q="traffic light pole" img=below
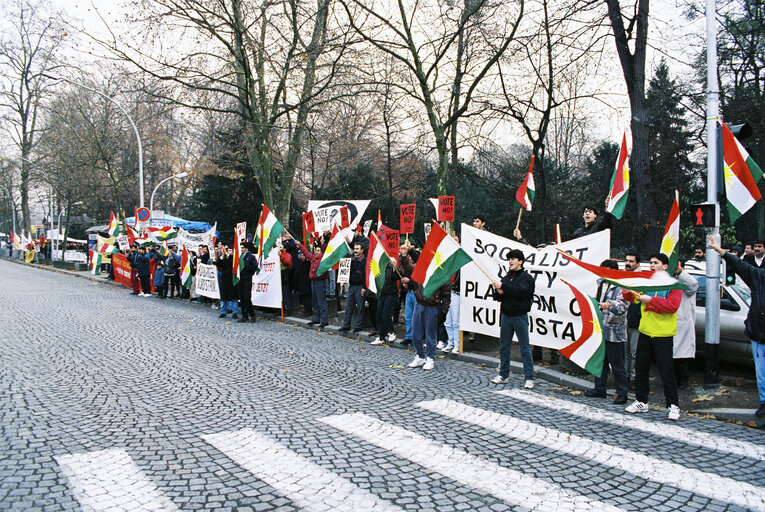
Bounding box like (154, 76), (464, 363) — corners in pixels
(704, 0), (721, 381)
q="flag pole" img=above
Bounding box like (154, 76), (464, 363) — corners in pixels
(515, 208), (523, 234)
(427, 218), (497, 283)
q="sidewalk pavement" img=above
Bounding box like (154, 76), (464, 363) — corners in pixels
(5, 256), (762, 429)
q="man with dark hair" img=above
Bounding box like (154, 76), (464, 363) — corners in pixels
(623, 252), (683, 421)
(624, 252), (642, 385)
(693, 246), (705, 262)
(743, 240), (765, 268)
(745, 242), (754, 258)
(571, 204), (612, 239)
(238, 241), (258, 323)
(708, 236), (765, 421)
(472, 215), (487, 230)
(491, 248), (535, 388)
(340, 242), (367, 333)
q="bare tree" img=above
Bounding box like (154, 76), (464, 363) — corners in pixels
(100, 0), (350, 222)
(341, 0), (524, 197)
(0, 0), (66, 231)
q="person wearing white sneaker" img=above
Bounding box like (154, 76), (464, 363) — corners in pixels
(386, 332), (396, 343)
(370, 336), (384, 345)
(436, 341), (447, 351)
(667, 404), (680, 421)
(399, 254), (452, 373)
(524, 380), (534, 389)
(622, 253), (682, 419)
(491, 375), (509, 384)
(625, 400), (649, 413)
(492, 249), (535, 387)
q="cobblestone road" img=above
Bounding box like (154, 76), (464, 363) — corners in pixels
(1, 260), (764, 511)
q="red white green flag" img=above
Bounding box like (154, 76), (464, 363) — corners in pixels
(606, 132), (630, 219)
(557, 249), (684, 292)
(515, 155), (535, 211)
(256, 205), (284, 266)
(411, 222), (472, 298)
(90, 249), (102, 275)
(660, 190), (680, 271)
(147, 226), (178, 241)
(96, 235), (119, 256)
(560, 280), (605, 377)
(317, 224), (350, 277)
(721, 121), (763, 222)
(181, 245), (192, 288)
(108, 211), (120, 237)
(232, 234), (242, 286)
(366, 233), (391, 294)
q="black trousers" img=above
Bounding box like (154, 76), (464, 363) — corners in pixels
(239, 277), (254, 318)
(635, 333), (679, 407)
(139, 275), (151, 294)
(593, 342), (628, 397)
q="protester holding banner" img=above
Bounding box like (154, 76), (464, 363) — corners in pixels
(238, 241), (259, 323)
(216, 245), (239, 319)
(299, 240), (329, 328)
(622, 253), (682, 421)
(340, 242), (367, 333)
(491, 249), (535, 388)
(584, 259), (629, 404)
(571, 204), (612, 239)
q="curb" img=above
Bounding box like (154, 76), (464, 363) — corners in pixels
(5, 256), (760, 426)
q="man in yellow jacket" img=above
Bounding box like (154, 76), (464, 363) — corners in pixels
(622, 253), (683, 421)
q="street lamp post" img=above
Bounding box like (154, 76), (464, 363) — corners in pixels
(150, 172), (189, 212)
(56, 201), (82, 261)
(43, 74), (145, 208)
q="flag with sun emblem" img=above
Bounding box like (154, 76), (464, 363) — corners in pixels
(559, 280), (605, 377)
(721, 121), (762, 223)
(411, 222), (472, 298)
(365, 233), (390, 294)
(255, 204), (284, 268)
(660, 190), (680, 271)
(606, 131), (630, 219)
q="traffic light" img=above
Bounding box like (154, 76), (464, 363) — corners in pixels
(723, 259), (736, 286)
(690, 203), (717, 228)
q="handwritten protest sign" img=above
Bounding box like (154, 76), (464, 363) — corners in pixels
(400, 204), (416, 234)
(438, 196), (454, 222)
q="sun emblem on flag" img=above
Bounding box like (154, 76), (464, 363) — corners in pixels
(660, 233), (676, 255)
(432, 250), (446, 270)
(371, 259), (380, 277)
(622, 163), (630, 187)
(591, 318), (603, 338)
(723, 162), (735, 187)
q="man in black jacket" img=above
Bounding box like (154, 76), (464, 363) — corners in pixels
(238, 241), (259, 323)
(491, 249), (536, 388)
(708, 236), (765, 421)
(340, 242), (367, 333)
(571, 204), (612, 239)
(743, 240), (765, 268)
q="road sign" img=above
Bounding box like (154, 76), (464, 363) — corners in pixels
(691, 203), (717, 228)
(136, 207), (151, 222)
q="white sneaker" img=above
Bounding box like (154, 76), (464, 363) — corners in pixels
(668, 404), (680, 421)
(491, 375), (509, 384)
(386, 332), (397, 343)
(436, 341), (447, 350)
(625, 400), (649, 413)
(423, 358), (435, 370)
(450, 346), (460, 354)
(370, 337), (384, 345)
(524, 380), (534, 389)
(408, 356), (426, 368)
(442, 343), (454, 352)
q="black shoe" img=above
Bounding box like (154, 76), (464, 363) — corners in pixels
(237, 317), (248, 323)
(219, 313), (227, 318)
(584, 389), (607, 398)
(319, 321), (329, 328)
(613, 396), (628, 405)
(308, 320), (318, 325)
(401, 339), (412, 345)
(352, 328), (362, 333)
(250, 316), (257, 323)
(231, 314), (238, 319)
(756, 403), (765, 418)
(339, 327), (350, 332)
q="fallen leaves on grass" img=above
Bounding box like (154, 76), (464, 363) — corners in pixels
(692, 395), (714, 402)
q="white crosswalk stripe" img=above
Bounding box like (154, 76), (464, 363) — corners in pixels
(496, 389), (765, 460)
(202, 429), (403, 512)
(55, 448), (179, 511)
(418, 398), (765, 511)
(319, 412), (624, 512)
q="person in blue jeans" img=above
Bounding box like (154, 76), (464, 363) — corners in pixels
(399, 241), (419, 346)
(491, 248), (535, 388)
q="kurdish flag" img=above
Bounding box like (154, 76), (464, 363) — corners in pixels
(108, 211), (120, 237)
(660, 190), (680, 271)
(159, 241), (169, 257)
(560, 280), (605, 377)
(90, 249), (102, 275)
(366, 233), (391, 294)
(147, 225), (177, 241)
(411, 222), (472, 298)
(317, 224), (350, 277)
(606, 132), (630, 219)
(96, 235), (119, 255)
(232, 234), (242, 286)
(256, 205), (284, 266)
(515, 155), (535, 211)
(181, 245), (192, 288)
(557, 249), (684, 292)
(721, 121), (763, 223)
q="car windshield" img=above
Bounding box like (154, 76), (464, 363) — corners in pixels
(732, 281), (751, 306)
